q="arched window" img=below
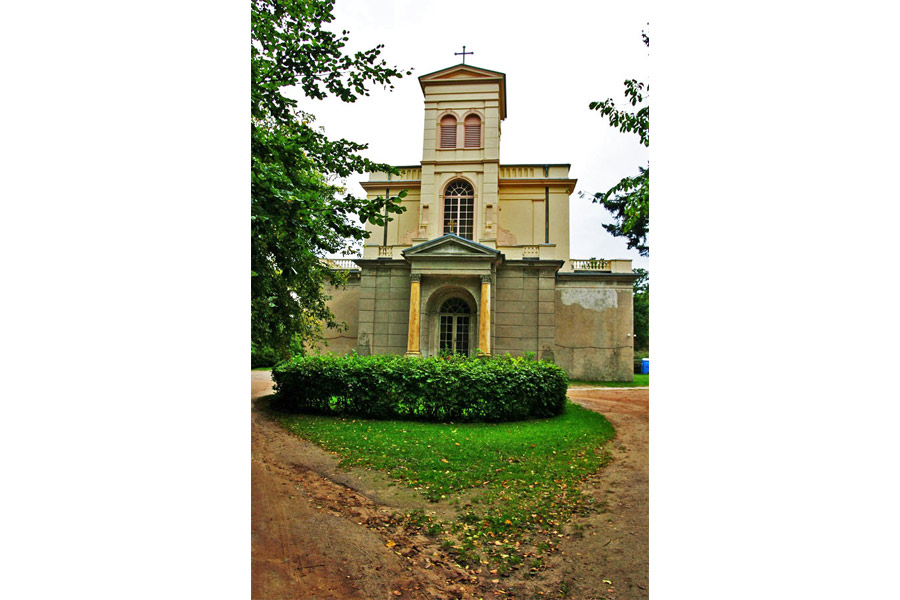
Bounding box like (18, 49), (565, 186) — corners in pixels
(440, 115), (457, 148)
(439, 298), (471, 355)
(464, 114), (481, 148)
(443, 180), (474, 240)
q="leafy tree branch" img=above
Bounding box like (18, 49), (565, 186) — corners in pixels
(585, 32), (649, 256)
(251, 0), (409, 358)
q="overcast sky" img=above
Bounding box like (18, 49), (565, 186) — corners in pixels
(289, 0), (650, 270)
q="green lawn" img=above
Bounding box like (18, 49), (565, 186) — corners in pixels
(568, 373), (648, 387)
(277, 402), (615, 573)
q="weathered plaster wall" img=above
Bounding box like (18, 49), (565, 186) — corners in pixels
(316, 265), (635, 382)
(553, 274), (634, 381)
(493, 262), (557, 361)
(356, 261), (411, 356)
(311, 275), (360, 355)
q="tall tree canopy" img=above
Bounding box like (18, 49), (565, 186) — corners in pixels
(632, 268), (649, 351)
(587, 32), (649, 256)
(251, 0), (409, 358)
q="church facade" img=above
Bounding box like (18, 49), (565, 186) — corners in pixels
(321, 63), (637, 381)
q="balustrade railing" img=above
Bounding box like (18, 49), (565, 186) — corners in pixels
(522, 245), (540, 258)
(322, 258), (360, 271)
(571, 258), (611, 272)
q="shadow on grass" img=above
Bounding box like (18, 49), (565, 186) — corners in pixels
(252, 393), (282, 416)
(568, 374), (649, 388)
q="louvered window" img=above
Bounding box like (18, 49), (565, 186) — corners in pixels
(440, 115), (457, 148)
(464, 114), (481, 148)
(443, 180), (475, 240)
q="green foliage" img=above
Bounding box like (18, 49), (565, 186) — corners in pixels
(587, 166), (649, 256)
(271, 353), (569, 422)
(633, 267), (649, 351)
(277, 401), (615, 573)
(251, 0), (410, 358)
(588, 78), (649, 147)
(251, 336), (305, 369)
(251, 345), (280, 369)
(585, 32), (650, 256)
(633, 349), (649, 375)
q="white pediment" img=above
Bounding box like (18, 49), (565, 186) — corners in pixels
(402, 234), (500, 259)
(419, 64), (505, 83)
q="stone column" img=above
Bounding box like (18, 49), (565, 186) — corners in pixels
(406, 273), (422, 356)
(478, 274), (491, 356)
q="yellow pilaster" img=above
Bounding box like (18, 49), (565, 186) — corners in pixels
(478, 275), (491, 356)
(406, 274), (422, 356)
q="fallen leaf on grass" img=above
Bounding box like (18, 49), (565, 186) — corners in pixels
(386, 540), (396, 548)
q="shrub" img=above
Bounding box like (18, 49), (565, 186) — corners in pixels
(251, 336), (306, 369)
(251, 345), (280, 369)
(633, 350), (649, 374)
(271, 354), (568, 422)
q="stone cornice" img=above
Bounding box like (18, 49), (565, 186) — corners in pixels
(556, 271), (639, 283)
(359, 180), (421, 191)
(498, 178), (578, 194)
(502, 259), (566, 270)
(420, 159), (500, 166)
(353, 259), (410, 269)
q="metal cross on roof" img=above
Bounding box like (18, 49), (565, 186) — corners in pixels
(454, 45), (473, 64)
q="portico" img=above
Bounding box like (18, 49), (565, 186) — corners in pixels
(402, 233), (500, 357)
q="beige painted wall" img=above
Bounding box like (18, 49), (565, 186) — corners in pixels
(309, 277), (361, 355)
(362, 66), (582, 271)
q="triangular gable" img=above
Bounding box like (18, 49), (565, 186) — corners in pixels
(419, 64), (507, 119)
(402, 234), (500, 259)
(419, 64), (505, 82)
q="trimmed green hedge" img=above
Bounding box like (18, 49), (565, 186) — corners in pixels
(271, 354), (568, 422)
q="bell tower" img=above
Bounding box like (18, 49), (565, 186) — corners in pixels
(416, 64), (507, 247)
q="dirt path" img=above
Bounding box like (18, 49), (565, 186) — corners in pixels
(251, 372), (648, 599)
(251, 373), (473, 599)
(560, 387), (649, 599)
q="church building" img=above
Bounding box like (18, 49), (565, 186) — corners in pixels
(322, 63), (637, 381)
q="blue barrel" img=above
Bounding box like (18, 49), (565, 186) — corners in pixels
(641, 358), (649, 374)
